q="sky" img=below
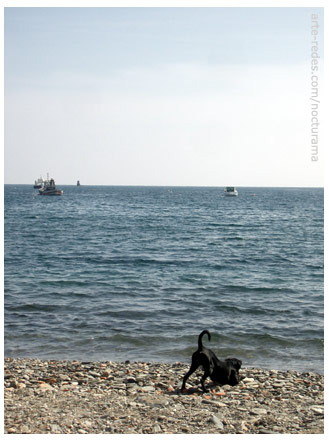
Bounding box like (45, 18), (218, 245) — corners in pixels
(4, 6), (324, 186)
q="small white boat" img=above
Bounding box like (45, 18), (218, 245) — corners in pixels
(224, 186), (238, 196)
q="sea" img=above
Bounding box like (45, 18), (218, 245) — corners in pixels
(4, 185), (324, 374)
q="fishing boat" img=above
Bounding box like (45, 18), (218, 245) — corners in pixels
(39, 178), (63, 196)
(224, 186), (238, 196)
(77, 180), (81, 186)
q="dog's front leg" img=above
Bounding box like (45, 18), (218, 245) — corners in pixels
(228, 368), (240, 386)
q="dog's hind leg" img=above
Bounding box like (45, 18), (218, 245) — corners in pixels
(181, 363), (199, 391)
(181, 353), (201, 391)
(200, 368), (211, 393)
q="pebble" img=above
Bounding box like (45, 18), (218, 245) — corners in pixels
(4, 357), (324, 434)
(208, 414), (224, 429)
(141, 385), (155, 392)
(249, 408), (267, 415)
(202, 399), (226, 407)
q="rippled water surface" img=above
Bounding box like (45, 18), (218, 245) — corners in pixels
(4, 185), (324, 373)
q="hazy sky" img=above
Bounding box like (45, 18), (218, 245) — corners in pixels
(4, 6), (324, 186)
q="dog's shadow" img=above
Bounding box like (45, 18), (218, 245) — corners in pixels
(165, 383), (216, 396)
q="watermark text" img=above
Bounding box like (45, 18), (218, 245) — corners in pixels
(310, 14), (320, 162)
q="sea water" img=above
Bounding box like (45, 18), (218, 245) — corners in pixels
(4, 185), (324, 373)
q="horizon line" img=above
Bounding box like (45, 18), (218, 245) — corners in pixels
(4, 183), (324, 189)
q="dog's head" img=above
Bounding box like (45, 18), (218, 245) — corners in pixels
(225, 358), (242, 385)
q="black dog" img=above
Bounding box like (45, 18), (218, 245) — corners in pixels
(181, 330), (242, 393)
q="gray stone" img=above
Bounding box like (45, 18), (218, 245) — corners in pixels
(202, 399), (226, 407)
(250, 408), (267, 416)
(208, 414), (224, 429)
(141, 385), (155, 392)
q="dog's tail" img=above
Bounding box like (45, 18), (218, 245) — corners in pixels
(198, 330), (211, 351)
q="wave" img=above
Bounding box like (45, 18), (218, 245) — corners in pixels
(82, 256), (191, 267)
(212, 302), (294, 317)
(6, 303), (63, 313)
(221, 284), (297, 294)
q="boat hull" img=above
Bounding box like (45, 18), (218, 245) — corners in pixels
(39, 190), (63, 196)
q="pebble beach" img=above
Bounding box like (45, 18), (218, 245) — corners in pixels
(4, 357), (324, 434)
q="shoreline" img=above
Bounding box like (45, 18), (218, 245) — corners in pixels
(4, 357), (324, 434)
